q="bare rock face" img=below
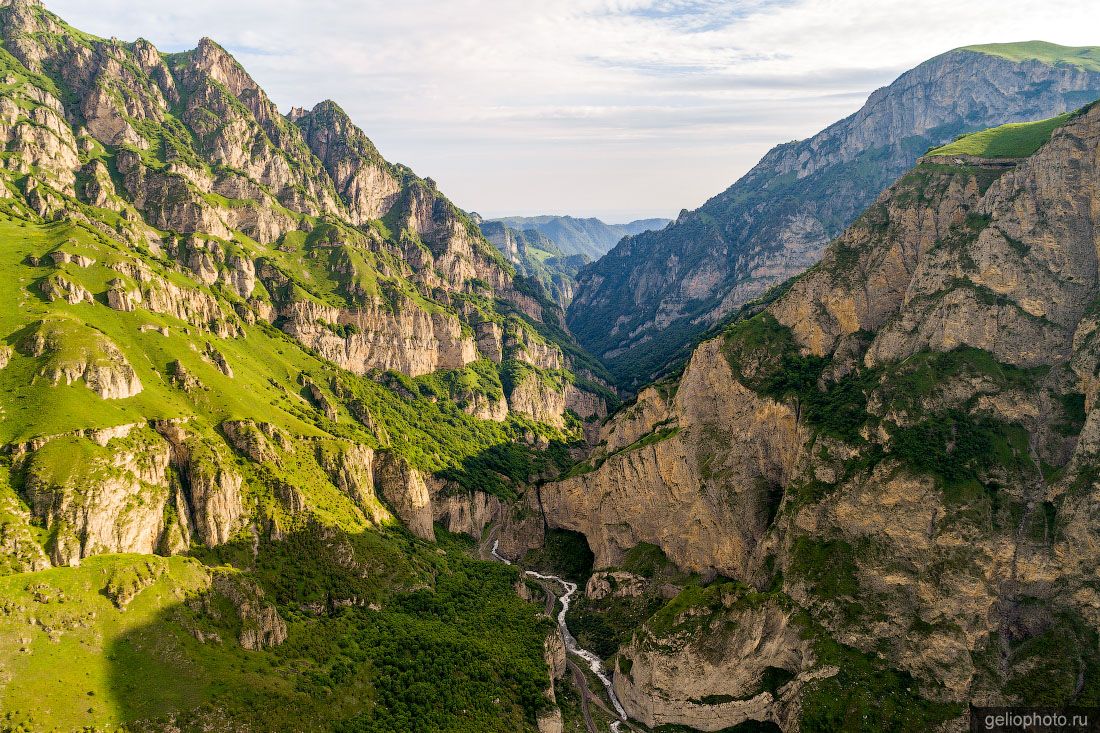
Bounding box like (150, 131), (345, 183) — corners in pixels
(614, 590), (824, 732)
(506, 371), (567, 427)
(374, 452), (435, 541)
(20, 427), (173, 565)
(585, 571), (646, 600)
(211, 572), (288, 650)
(432, 489), (501, 538)
(506, 324), (563, 371)
(25, 318), (142, 399)
(461, 392), (509, 421)
(281, 299), (479, 378)
(564, 382), (606, 423)
(541, 339), (801, 576)
(203, 344), (234, 377)
(315, 442), (392, 525)
(155, 422), (245, 548)
(292, 100), (401, 224)
(221, 420), (284, 464)
(39, 272), (92, 304)
(535, 710), (563, 733)
(111, 260), (239, 337)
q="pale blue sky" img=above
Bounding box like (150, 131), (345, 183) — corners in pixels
(46, 0), (1100, 222)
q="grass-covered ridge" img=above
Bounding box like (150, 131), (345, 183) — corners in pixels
(961, 41), (1100, 73)
(927, 112), (1074, 158)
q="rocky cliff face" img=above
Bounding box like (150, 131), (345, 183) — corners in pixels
(614, 587), (825, 732)
(541, 337), (801, 576)
(542, 104), (1100, 726)
(569, 43), (1100, 387)
(479, 219), (588, 307)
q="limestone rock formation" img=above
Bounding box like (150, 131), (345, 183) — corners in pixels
(541, 338), (801, 576)
(212, 572), (288, 650)
(24, 318), (142, 399)
(614, 589), (823, 731)
(374, 452), (435, 541)
(544, 103), (1100, 721)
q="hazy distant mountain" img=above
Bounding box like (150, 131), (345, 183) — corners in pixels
(476, 218), (589, 307)
(486, 215), (670, 260)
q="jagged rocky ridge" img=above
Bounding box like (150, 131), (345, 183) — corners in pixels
(569, 42), (1100, 387)
(0, 0), (599, 729)
(517, 103), (1100, 729)
(0, 0), (616, 570)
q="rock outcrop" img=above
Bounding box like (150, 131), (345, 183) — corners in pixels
(25, 318), (143, 400)
(20, 427), (174, 565)
(542, 338), (801, 576)
(374, 452), (435, 541)
(211, 572), (288, 650)
(614, 589), (823, 731)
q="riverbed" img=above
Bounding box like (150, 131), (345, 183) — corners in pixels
(491, 540), (628, 729)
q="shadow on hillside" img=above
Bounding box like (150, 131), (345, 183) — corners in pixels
(100, 521), (557, 732)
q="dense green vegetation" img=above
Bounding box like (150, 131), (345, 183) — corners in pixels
(520, 529), (594, 583)
(928, 112), (1074, 158)
(0, 529), (554, 732)
(567, 543), (692, 659)
(1002, 609), (1100, 706)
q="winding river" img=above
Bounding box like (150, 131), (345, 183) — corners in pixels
(491, 540), (628, 729)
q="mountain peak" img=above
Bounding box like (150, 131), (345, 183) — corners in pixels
(569, 42), (1100, 385)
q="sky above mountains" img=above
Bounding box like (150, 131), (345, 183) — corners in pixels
(49, 0), (1100, 221)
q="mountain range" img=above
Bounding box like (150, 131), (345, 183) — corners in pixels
(535, 100), (1100, 729)
(0, 2), (1099, 731)
(568, 41), (1100, 387)
(485, 215), (671, 260)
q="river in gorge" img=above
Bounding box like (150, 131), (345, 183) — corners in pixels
(491, 540), (628, 731)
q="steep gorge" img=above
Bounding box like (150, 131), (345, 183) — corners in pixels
(534, 103), (1100, 730)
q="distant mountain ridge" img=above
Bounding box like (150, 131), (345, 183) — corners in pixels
(476, 214), (670, 307)
(567, 41), (1100, 387)
(476, 217), (589, 306)
(486, 214), (670, 260)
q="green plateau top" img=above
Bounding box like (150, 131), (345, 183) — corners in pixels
(960, 41), (1100, 72)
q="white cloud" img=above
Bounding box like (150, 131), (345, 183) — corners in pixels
(44, 0), (1100, 221)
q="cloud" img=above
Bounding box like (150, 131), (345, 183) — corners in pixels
(43, 0), (1100, 221)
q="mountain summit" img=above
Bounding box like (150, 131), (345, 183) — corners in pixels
(568, 41), (1100, 386)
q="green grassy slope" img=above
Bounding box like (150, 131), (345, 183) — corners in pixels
(962, 41), (1100, 72)
(0, 5), (599, 727)
(927, 112), (1074, 158)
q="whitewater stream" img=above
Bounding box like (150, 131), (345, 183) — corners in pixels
(491, 540), (628, 730)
